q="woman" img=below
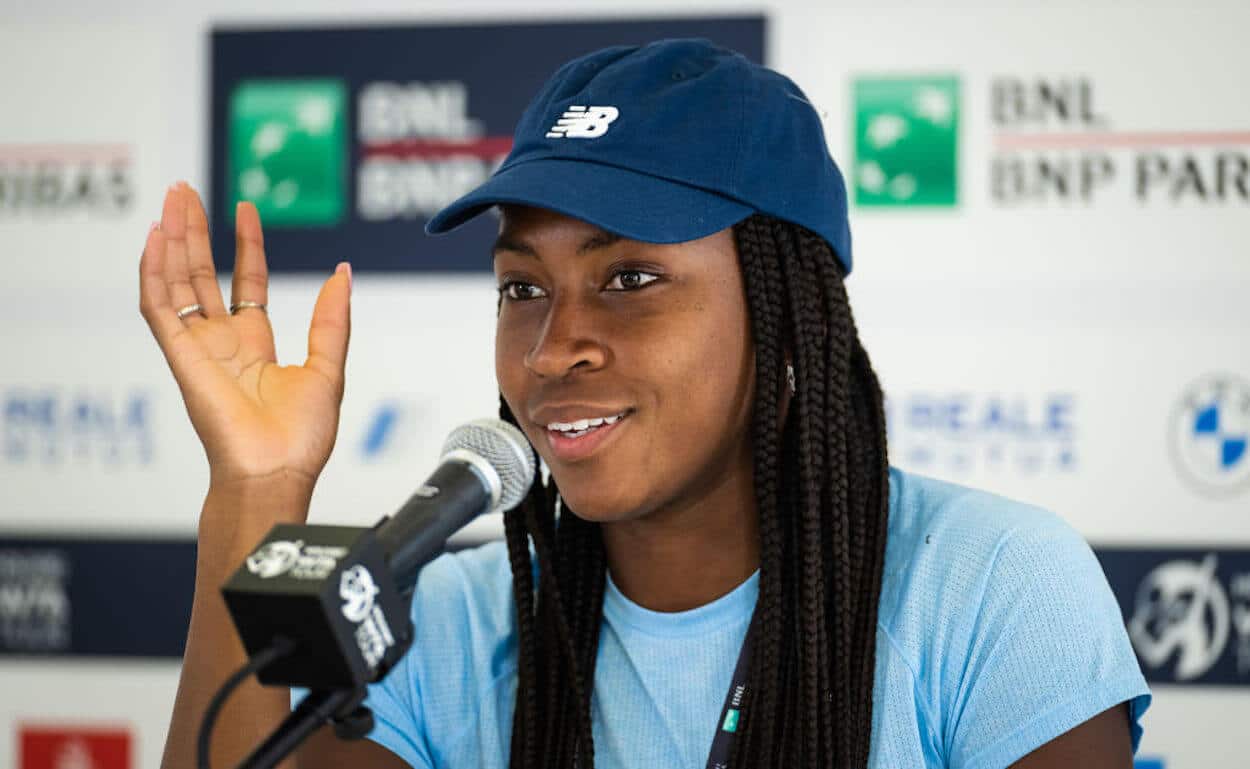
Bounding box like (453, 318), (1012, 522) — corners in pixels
(149, 39), (1150, 769)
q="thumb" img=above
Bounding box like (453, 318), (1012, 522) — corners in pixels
(305, 261), (352, 389)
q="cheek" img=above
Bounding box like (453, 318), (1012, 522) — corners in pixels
(661, 284), (750, 401)
(626, 286), (754, 462)
(495, 317), (530, 417)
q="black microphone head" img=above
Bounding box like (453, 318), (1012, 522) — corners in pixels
(440, 419), (535, 511)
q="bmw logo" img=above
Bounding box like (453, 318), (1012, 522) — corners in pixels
(1169, 374), (1250, 496)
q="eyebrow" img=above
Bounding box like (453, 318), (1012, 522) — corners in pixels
(492, 230), (623, 259)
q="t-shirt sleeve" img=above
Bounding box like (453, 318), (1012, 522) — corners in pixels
(944, 513), (1151, 769)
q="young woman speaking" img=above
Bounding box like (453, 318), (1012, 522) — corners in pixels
(147, 38), (1150, 769)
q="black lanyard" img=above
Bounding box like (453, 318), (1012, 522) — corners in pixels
(705, 617), (756, 769)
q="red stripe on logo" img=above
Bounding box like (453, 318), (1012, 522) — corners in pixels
(360, 136), (513, 160)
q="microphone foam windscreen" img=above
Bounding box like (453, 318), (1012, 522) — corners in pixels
(441, 419), (536, 511)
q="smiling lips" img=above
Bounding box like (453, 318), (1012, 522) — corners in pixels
(545, 412), (626, 438)
(539, 410), (631, 462)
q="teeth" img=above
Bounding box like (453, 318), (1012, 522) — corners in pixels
(546, 412), (626, 434)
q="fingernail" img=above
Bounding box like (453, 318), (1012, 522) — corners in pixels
(337, 261), (352, 290)
(149, 221), (160, 233)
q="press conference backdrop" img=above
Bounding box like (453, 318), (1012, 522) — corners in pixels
(1, 1), (1246, 767)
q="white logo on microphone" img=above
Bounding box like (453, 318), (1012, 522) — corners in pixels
(340, 564), (395, 670)
(339, 565), (380, 623)
(245, 540), (347, 580)
(246, 540), (304, 578)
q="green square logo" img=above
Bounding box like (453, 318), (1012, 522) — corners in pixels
(228, 79), (347, 225)
(722, 709), (740, 733)
(852, 76), (959, 207)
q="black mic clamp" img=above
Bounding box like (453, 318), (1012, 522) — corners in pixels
(204, 419), (534, 769)
(222, 523), (412, 689)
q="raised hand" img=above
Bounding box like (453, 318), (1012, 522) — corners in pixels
(139, 182), (352, 490)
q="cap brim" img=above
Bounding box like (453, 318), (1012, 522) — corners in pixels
(425, 158), (754, 244)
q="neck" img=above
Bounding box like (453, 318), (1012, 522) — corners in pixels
(600, 464), (760, 613)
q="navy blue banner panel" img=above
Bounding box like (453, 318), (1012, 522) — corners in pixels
(0, 537), (196, 658)
(0, 536), (493, 658)
(1095, 546), (1250, 686)
(209, 17), (766, 273)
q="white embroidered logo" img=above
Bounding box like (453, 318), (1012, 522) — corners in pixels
(546, 105), (620, 139)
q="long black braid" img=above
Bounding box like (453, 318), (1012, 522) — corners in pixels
(499, 213), (890, 768)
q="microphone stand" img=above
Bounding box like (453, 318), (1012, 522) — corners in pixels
(235, 688), (373, 769)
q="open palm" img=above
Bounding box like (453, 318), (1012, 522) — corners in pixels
(139, 183), (351, 486)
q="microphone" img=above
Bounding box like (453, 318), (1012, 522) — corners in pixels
(220, 418), (535, 690)
(378, 419), (534, 593)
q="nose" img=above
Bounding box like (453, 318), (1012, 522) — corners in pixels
(524, 295), (608, 379)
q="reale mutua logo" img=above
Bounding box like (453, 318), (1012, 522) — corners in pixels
(886, 391), (1076, 476)
(228, 79), (347, 226)
(852, 75), (959, 207)
(1, 389), (153, 467)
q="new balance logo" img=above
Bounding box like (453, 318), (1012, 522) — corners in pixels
(546, 105), (620, 139)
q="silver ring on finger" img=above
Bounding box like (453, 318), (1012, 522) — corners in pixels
(229, 300), (267, 315)
(175, 303), (206, 320)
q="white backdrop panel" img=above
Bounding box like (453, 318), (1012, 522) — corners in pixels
(1, 3), (1247, 769)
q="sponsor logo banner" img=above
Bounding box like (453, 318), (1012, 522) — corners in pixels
(19, 726), (131, 769)
(0, 538), (193, 658)
(2, 388), (154, 468)
(990, 76), (1250, 205)
(851, 73), (1250, 208)
(210, 17), (765, 273)
(886, 391), (1077, 476)
(0, 534), (490, 657)
(853, 76), (960, 207)
(1169, 373), (1250, 496)
(0, 143), (134, 217)
(1096, 546), (1250, 686)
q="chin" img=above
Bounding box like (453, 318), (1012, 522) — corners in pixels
(552, 482), (648, 525)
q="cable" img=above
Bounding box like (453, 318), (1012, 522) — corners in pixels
(197, 636), (296, 769)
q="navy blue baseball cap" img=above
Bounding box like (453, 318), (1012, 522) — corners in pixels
(426, 38), (853, 274)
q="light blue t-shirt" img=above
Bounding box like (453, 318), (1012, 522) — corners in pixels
(300, 467), (1151, 768)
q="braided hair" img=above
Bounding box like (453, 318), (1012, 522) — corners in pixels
(499, 213), (890, 768)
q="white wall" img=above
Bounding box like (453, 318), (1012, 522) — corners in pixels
(1, 1), (1247, 767)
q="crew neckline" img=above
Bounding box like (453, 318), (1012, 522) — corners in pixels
(603, 568), (760, 639)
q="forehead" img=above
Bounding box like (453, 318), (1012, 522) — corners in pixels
(493, 204), (739, 265)
(495, 205), (617, 249)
